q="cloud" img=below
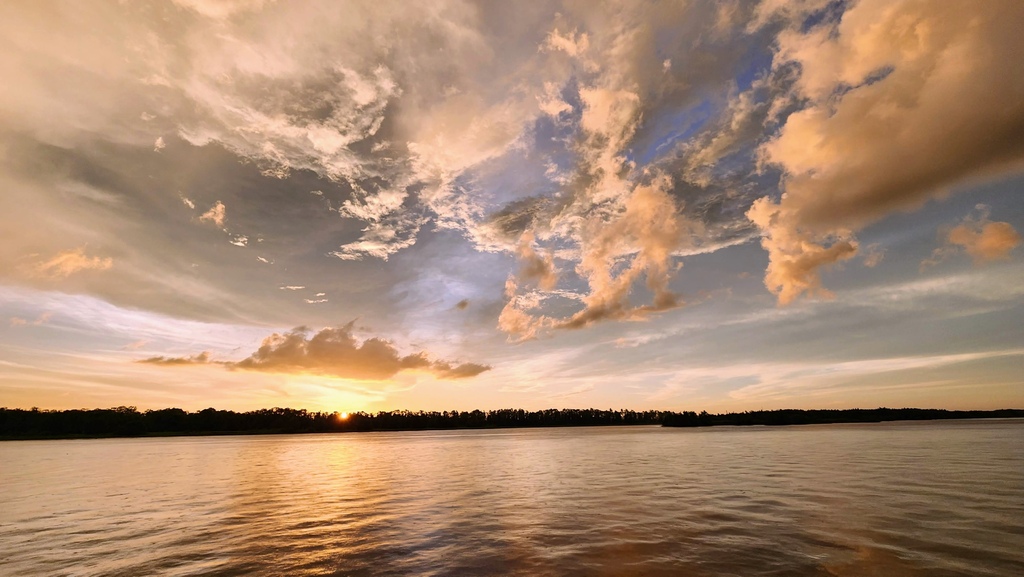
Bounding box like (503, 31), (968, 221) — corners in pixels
(515, 231), (558, 291)
(748, 0), (1024, 303)
(543, 28), (589, 57)
(862, 244), (886, 268)
(455, 299), (469, 310)
(558, 176), (692, 329)
(7, 0), (1019, 346)
(34, 247), (112, 279)
(330, 213), (427, 261)
(199, 201), (226, 228)
(922, 205), (1020, 269)
(1, 0), (759, 337)
(138, 351), (213, 366)
(492, 0), (753, 338)
(500, 175), (694, 338)
(498, 277), (555, 342)
(170, 0), (271, 20)
(428, 361), (491, 379)
(949, 222), (1020, 264)
(9, 312), (50, 327)
(747, 198), (858, 305)
(141, 322), (490, 381)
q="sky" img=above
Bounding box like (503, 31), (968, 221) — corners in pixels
(1, 0), (1022, 413)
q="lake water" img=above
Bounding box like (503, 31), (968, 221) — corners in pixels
(1, 420), (1022, 576)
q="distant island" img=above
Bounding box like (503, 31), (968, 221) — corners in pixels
(660, 408), (1024, 427)
(1, 406), (1021, 440)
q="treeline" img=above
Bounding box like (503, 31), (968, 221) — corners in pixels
(662, 408), (1024, 427)
(0, 407), (666, 439)
(1, 406), (1020, 440)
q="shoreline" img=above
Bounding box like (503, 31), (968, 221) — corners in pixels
(2, 407), (1021, 441)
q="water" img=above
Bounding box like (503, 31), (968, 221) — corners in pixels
(1, 420), (1022, 576)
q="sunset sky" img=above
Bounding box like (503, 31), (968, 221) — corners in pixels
(2, 0), (1022, 413)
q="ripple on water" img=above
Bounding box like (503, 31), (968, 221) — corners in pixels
(1, 421), (1023, 576)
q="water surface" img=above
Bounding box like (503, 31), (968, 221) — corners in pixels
(2, 420), (1022, 576)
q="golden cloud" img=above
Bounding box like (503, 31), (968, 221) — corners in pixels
(749, 0), (1024, 304)
(199, 201), (226, 228)
(139, 322), (490, 381)
(34, 247), (112, 279)
(922, 205), (1020, 270)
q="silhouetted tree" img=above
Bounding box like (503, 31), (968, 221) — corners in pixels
(1, 406), (1019, 440)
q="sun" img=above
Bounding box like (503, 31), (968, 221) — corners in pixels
(338, 412), (349, 420)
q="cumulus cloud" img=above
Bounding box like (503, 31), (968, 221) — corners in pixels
(141, 322), (490, 381)
(922, 205), (1021, 269)
(747, 198), (858, 305)
(949, 222), (1020, 264)
(34, 247), (113, 279)
(492, 0), (750, 338)
(748, 0), (1024, 303)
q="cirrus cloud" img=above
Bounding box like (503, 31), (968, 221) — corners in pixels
(34, 247), (113, 279)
